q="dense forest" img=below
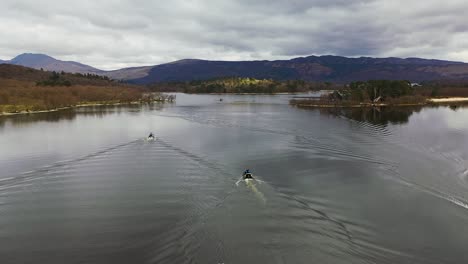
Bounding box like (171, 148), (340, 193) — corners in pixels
(148, 77), (340, 93)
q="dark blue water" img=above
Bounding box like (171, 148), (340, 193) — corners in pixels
(1, 94), (468, 263)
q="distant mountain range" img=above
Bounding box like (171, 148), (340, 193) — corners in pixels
(3, 53), (468, 84)
(1, 53), (102, 74)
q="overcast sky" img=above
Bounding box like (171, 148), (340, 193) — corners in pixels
(1, 0), (467, 70)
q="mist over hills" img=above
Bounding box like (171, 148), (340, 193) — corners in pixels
(2, 53), (468, 84)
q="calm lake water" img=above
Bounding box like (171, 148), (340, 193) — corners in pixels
(1, 94), (468, 264)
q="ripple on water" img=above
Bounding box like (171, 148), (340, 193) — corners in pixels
(0, 138), (234, 264)
(2, 102), (468, 264)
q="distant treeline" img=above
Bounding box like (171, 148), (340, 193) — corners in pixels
(36, 71), (115, 87)
(71, 72), (110, 81)
(0, 64), (126, 87)
(291, 80), (426, 106)
(345, 80), (415, 101)
(36, 71), (72, 86)
(148, 77), (341, 93)
(291, 79), (468, 107)
(416, 80), (468, 97)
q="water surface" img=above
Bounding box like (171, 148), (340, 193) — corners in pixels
(1, 94), (468, 263)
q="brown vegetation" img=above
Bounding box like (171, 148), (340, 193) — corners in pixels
(416, 87), (468, 97)
(0, 65), (150, 114)
(0, 64), (128, 87)
(414, 80), (468, 97)
(0, 78), (146, 113)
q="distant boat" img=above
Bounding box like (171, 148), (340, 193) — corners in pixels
(243, 172), (253, 179)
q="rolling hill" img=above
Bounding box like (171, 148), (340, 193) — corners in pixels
(0, 64), (125, 87)
(3, 53), (468, 84)
(105, 66), (153, 80)
(129, 56), (468, 84)
(1, 53), (103, 74)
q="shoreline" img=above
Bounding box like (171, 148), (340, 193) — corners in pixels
(292, 103), (425, 108)
(3, 96), (468, 116)
(196, 92), (311, 95)
(291, 97), (468, 108)
(428, 97), (468, 103)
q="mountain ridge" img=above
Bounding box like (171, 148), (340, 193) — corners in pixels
(1, 53), (103, 74)
(130, 55), (468, 84)
(3, 53), (468, 84)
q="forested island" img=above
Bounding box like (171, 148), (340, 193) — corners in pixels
(290, 80), (468, 107)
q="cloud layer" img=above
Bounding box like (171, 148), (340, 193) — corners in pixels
(1, 0), (467, 69)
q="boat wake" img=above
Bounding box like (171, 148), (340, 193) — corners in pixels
(0, 139), (141, 190)
(236, 177), (267, 204)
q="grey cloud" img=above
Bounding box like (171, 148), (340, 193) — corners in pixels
(1, 0), (468, 69)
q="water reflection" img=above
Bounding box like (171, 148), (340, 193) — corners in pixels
(317, 106), (423, 125)
(0, 109), (77, 128)
(447, 104), (468, 111)
(315, 104), (468, 126)
(0, 104), (166, 129)
(1, 95), (468, 264)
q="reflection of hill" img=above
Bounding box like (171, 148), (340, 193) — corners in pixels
(319, 106), (423, 126)
(0, 104), (165, 128)
(0, 109), (77, 128)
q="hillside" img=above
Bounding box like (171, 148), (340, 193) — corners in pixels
(1, 53), (103, 74)
(0, 64), (146, 114)
(130, 56), (468, 84)
(105, 66), (153, 80)
(4, 53), (468, 84)
(0, 64), (124, 87)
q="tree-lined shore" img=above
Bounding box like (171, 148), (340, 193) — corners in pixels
(290, 80), (468, 108)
